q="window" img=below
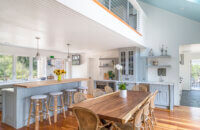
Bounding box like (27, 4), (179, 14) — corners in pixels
(0, 55), (13, 82)
(16, 56), (29, 79)
(33, 58), (38, 78)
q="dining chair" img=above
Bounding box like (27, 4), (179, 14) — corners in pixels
(150, 90), (159, 126)
(74, 92), (87, 104)
(143, 101), (152, 129)
(132, 84), (148, 92)
(73, 106), (111, 130)
(93, 89), (105, 97)
(115, 106), (144, 130)
(104, 86), (113, 94)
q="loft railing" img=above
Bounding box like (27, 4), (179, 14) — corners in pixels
(97, 0), (138, 32)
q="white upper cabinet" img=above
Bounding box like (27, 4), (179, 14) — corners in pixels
(119, 47), (140, 81)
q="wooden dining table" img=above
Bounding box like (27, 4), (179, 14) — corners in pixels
(69, 91), (151, 124)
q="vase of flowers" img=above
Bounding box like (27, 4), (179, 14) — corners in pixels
(53, 69), (66, 81)
(119, 83), (127, 98)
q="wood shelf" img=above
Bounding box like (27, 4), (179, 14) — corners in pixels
(99, 58), (118, 61)
(143, 55), (171, 59)
(99, 65), (114, 68)
(147, 65), (171, 68)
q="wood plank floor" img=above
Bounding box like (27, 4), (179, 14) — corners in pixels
(0, 106), (200, 130)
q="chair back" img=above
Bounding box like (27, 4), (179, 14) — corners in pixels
(134, 107), (144, 127)
(93, 89), (105, 97)
(73, 107), (100, 130)
(150, 90), (159, 109)
(143, 102), (150, 116)
(74, 92), (87, 104)
(104, 86), (113, 94)
(132, 84), (148, 92)
(132, 85), (140, 91)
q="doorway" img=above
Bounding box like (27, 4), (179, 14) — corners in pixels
(179, 44), (200, 108)
(190, 59), (200, 90)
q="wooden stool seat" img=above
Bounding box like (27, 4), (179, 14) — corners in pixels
(49, 92), (63, 96)
(31, 95), (47, 100)
(27, 95), (51, 130)
(48, 92), (66, 123)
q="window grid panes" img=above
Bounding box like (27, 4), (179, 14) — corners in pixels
(16, 56), (29, 80)
(33, 58), (38, 78)
(0, 55), (13, 82)
(121, 52), (126, 75)
(128, 51), (134, 75)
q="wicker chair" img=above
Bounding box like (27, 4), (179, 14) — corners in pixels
(115, 105), (144, 130)
(132, 84), (148, 92)
(150, 90), (159, 126)
(93, 89), (105, 97)
(143, 101), (152, 129)
(104, 86), (113, 94)
(73, 107), (111, 130)
(74, 92), (87, 104)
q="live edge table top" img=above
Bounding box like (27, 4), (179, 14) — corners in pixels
(70, 91), (151, 124)
(13, 78), (89, 88)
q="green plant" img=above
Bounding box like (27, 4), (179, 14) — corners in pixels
(108, 71), (115, 79)
(119, 83), (127, 90)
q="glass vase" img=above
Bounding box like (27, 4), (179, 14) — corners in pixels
(58, 75), (61, 81)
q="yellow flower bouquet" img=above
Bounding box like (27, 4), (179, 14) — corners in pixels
(53, 69), (66, 81)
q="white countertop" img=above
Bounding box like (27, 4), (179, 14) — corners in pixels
(94, 79), (174, 86)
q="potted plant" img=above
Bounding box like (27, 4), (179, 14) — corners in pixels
(119, 83), (127, 98)
(53, 69), (66, 81)
(108, 71), (115, 80)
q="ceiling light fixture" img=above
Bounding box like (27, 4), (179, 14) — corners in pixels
(66, 43), (71, 62)
(35, 37), (41, 61)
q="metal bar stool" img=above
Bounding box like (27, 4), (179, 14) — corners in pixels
(78, 86), (88, 94)
(27, 95), (51, 130)
(48, 92), (66, 123)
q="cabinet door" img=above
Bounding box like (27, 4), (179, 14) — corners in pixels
(150, 85), (169, 106)
(127, 51), (134, 81)
(120, 51), (126, 77)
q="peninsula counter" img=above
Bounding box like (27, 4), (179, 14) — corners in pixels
(2, 78), (88, 129)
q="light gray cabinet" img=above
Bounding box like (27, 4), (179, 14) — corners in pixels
(149, 84), (174, 110)
(119, 47), (140, 81)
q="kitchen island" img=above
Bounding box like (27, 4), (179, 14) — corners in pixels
(94, 80), (174, 110)
(1, 78), (88, 129)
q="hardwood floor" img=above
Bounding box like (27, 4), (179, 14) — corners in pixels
(0, 106), (200, 130)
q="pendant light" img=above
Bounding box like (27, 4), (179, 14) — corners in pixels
(35, 37), (41, 61)
(66, 43), (71, 62)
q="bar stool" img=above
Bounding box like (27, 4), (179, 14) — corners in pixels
(48, 92), (66, 123)
(65, 89), (77, 107)
(27, 95), (51, 130)
(78, 86), (88, 94)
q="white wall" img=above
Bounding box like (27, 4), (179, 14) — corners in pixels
(139, 2), (200, 105)
(180, 52), (200, 90)
(72, 50), (119, 80)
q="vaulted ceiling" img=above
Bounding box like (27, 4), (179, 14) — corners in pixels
(0, 0), (139, 53)
(139, 0), (200, 22)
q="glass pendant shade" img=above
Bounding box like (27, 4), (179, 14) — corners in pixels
(35, 37), (41, 61)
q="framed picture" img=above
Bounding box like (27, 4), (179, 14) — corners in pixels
(157, 68), (166, 76)
(72, 55), (81, 65)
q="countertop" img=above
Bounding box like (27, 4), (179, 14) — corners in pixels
(94, 79), (174, 86)
(13, 78), (89, 88)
